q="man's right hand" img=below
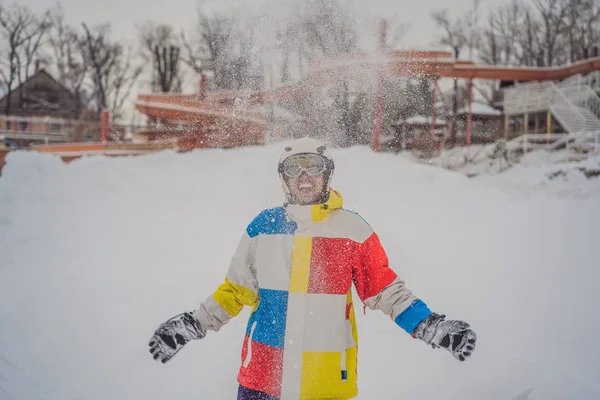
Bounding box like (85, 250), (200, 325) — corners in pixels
(148, 312), (206, 363)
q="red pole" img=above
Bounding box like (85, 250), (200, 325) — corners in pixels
(431, 78), (438, 137)
(101, 109), (110, 143)
(466, 80), (473, 147)
(372, 19), (387, 152)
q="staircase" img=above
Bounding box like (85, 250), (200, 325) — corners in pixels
(584, 71), (600, 92)
(502, 73), (600, 155)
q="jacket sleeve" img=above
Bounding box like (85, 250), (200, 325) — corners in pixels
(352, 232), (432, 335)
(193, 232), (259, 332)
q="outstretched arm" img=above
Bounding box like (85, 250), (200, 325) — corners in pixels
(193, 232), (258, 331)
(352, 232), (432, 333)
(352, 232), (476, 361)
(149, 232), (258, 363)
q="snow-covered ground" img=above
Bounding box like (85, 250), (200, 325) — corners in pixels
(412, 145), (600, 198)
(1, 143), (599, 400)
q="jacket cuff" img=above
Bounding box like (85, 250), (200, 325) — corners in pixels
(394, 299), (432, 335)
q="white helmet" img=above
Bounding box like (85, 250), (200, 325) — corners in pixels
(278, 137), (335, 203)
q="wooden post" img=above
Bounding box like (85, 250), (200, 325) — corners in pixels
(504, 113), (509, 139)
(466, 79), (473, 147)
(100, 109), (110, 144)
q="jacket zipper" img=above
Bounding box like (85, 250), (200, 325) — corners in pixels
(340, 349), (347, 381)
(243, 321), (257, 368)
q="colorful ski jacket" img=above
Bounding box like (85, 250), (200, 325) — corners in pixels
(194, 190), (432, 400)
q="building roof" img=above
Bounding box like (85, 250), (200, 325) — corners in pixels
(458, 102), (502, 116)
(0, 69), (84, 119)
(394, 115), (447, 126)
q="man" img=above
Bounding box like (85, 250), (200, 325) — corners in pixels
(149, 137), (477, 400)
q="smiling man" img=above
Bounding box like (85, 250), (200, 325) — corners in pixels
(148, 137), (477, 400)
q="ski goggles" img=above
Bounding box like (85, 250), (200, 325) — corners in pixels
(280, 153), (328, 178)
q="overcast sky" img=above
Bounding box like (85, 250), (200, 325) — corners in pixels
(21, 0), (507, 52)
(17, 0), (510, 121)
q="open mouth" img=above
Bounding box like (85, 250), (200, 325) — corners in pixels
(297, 183), (316, 193)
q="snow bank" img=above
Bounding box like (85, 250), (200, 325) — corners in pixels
(1, 144), (600, 400)
(413, 146), (600, 198)
(476, 151), (600, 198)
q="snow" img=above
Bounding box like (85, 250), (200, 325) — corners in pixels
(1, 143), (600, 400)
(400, 115), (447, 125)
(250, 104), (305, 122)
(480, 152), (600, 198)
(458, 102), (503, 116)
(416, 146), (600, 198)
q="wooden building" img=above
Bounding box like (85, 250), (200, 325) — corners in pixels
(0, 68), (98, 147)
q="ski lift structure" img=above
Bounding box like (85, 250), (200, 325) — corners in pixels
(133, 18), (600, 153)
(25, 19), (600, 160)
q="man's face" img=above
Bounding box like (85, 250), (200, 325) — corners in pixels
(288, 172), (325, 205)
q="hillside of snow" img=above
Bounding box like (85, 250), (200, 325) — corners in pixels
(1, 143), (599, 400)
(412, 146), (600, 198)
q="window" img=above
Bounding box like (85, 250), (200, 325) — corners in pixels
(6, 121), (11, 130)
(48, 123), (62, 133)
(19, 121), (28, 131)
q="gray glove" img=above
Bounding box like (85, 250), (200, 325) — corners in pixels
(414, 313), (476, 362)
(148, 312), (206, 363)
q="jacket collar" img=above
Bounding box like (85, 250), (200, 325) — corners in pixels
(285, 189), (343, 228)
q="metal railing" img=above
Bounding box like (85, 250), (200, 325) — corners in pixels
(0, 129), (69, 143)
(506, 131), (600, 154)
(560, 85), (600, 123)
(501, 73), (600, 158)
(504, 82), (586, 128)
(503, 81), (554, 113)
(556, 73), (583, 88)
(550, 83), (590, 133)
(507, 133), (569, 152)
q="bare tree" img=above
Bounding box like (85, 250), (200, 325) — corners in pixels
(0, 3), (50, 114)
(296, 0), (359, 144)
(274, 11), (316, 84)
(19, 10), (50, 82)
(183, 9), (262, 91)
(431, 11), (468, 60)
(473, 2), (526, 104)
(533, 0), (569, 66)
(478, 0), (600, 68)
(301, 0), (358, 57)
(47, 3), (88, 102)
(431, 0), (480, 146)
(182, 9), (234, 90)
(388, 22), (411, 48)
(276, 28), (291, 84)
(80, 23), (142, 120)
(563, 0), (600, 62)
(479, 2), (524, 66)
(137, 22), (182, 92)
